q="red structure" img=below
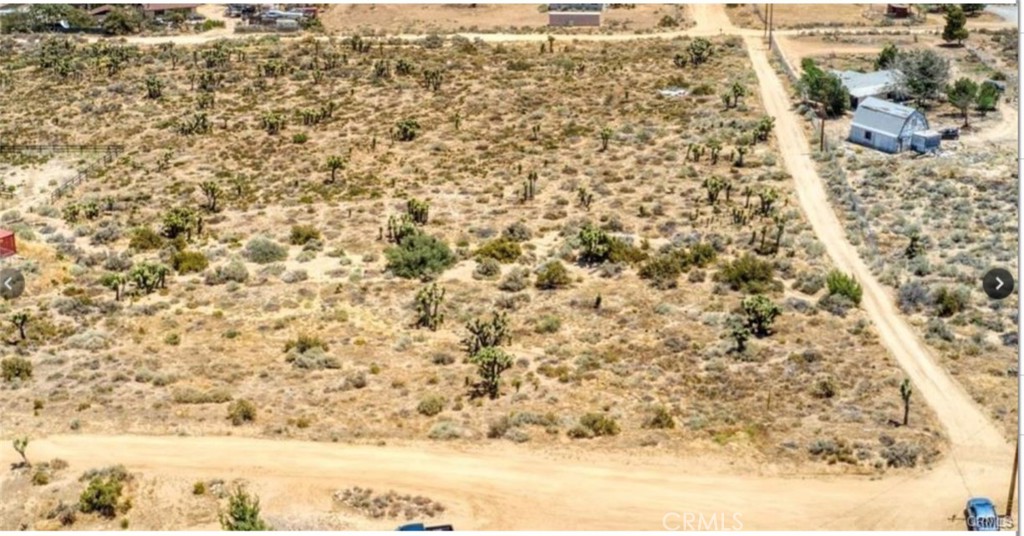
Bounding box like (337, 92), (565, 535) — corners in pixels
(0, 229), (16, 258)
(886, 4), (911, 18)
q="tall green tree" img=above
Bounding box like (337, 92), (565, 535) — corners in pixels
(894, 49), (950, 105)
(975, 80), (1001, 115)
(875, 43), (898, 70)
(799, 59), (849, 117)
(946, 77), (978, 126)
(942, 5), (969, 46)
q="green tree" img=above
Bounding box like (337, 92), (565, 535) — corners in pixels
(899, 378), (913, 426)
(826, 270), (863, 305)
(742, 295), (781, 337)
(894, 49), (950, 105)
(326, 155), (345, 184)
(100, 273), (128, 301)
(599, 127), (612, 151)
(220, 487), (270, 531)
(10, 312), (28, 341)
(469, 346), (513, 400)
(385, 233), (455, 280)
(960, 3), (986, 15)
(875, 43), (898, 70)
(686, 37), (712, 66)
(102, 7), (142, 36)
(12, 437), (29, 467)
(975, 80), (1000, 115)
(942, 5), (969, 46)
(946, 77), (978, 126)
(415, 283), (445, 331)
(799, 59), (849, 116)
(199, 181), (221, 212)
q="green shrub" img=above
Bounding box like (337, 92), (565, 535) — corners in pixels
(932, 286), (968, 317)
(534, 314), (561, 333)
(1, 356), (32, 381)
(639, 253), (682, 289)
(577, 413), (620, 437)
(284, 334), (328, 354)
(244, 237), (287, 264)
(475, 238), (522, 263)
(128, 226), (163, 250)
(825, 270), (862, 305)
(498, 267), (530, 291)
(78, 475), (126, 518)
(193, 481), (206, 495)
(289, 224), (321, 246)
(220, 487), (270, 531)
(714, 253), (776, 293)
(644, 406), (675, 429)
(473, 257), (501, 280)
(417, 395), (445, 417)
(384, 233), (456, 280)
(291, 132), (309, 144)
(171, 250), (209, 274)
(535, 260), (571, 290)
(227, 399), (257, 426)
(685, 243), (718, 267)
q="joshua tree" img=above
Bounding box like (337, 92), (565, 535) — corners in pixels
(395, 118), (420, 141)
(385, 214), (418, 244)
(199, 181), (221, 212)
(599, 127), (613, 151)
(12, 437), (29, 467)
(100, 272), (128, 301)
(521, 171), (538, 202)
(758, 187), (779, 216)
(577, 187), (594, 211)
(754, 115), (775, 142)
(145, 76), (163, 99)
(687, 37), (712, 66)
(547, 34), (555, 53)
(415, 283), (445, 331)
(734, 139), (750, 167)
(326, 155), (345, 184)
(708, 139), (722, 164)
(742, 295), (781, 337)
(703, 176), (727, 205)
(261, 112), (285, 135)
(422, 69), (443, 92)
(900, 379), (913, 426)
(407, 198), (429, 225)
(904, 230), (924, 259)
(470, 346), (513, 400)
(10, 312), (28, 341)
(462, 312), (511, 356)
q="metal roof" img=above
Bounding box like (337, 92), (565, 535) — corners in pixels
(851, 97), (923, 137)
(833, 69), (899, 98)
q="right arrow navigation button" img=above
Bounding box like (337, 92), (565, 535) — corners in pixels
(982, 268), (1014, 300)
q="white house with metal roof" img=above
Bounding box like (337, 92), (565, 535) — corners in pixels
(849, 97), (929, 153)
(833, 69), (901, 108)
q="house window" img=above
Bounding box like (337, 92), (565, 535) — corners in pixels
(864, 131), (873, 141)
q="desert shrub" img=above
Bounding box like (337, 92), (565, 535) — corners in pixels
(498, 267), (530, 292)
(417, 395), (445, 417)
(473, 257), (501, 280)
(244, 237), (287, 264)
(284, 334), (328, 354)
(502, 221), (532, 242)
(818, 293), (855, 317)
(205, 259), (248, 285)
(427, 421), (463, 440)
(78, 470), (129, 518)
(535, 260), (571, 290)
(925, 318), (955, 341)
(285, 347), (339, 369)
(128, 226), (161, 252)
(898, 280), (929, 312)
(1, 356), (32, 381)
(686, 242), (718, 267)
(289, 224), (321, 246)
(811, 375), (837, 398)
(576, 413), (620, 437)
(638, 253), (682, 289)
(932, 286), (968, 317)
(193, 481), (206, 495)
(220, 487), (270, 531)
(534, 314), (561, 333)
(881, 442), (921, 468)
(487, 416), (512, 438)
(475, 238), (522, 263)
(825, 270), (862, 305)
(172, 388), (232, 404)
(90, 222), (121, 245)
(171, 250), (209, 274)
(227, 399), (257, 425)
(385, 233), (455, 280)
(644, 406), (675, 429)
(291, 132), (308, 144)
(714, 253), (776, 293)
(281, 269), (308, 283)
(794, 271), (825, 295)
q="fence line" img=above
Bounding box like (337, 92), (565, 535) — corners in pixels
(0, 144), (123, 202)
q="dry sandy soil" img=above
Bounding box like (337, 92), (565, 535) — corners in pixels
(0, 4), (1017, 531)
(726, 3), (1002, 30)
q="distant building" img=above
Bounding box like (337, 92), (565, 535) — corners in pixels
(832, 69), (902, 108)
(140, 4), (200, 19)
(548, 3), (602, 26)
(849, 97), (930, 154)
(886, 4), (911, 18)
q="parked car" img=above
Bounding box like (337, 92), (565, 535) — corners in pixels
(396, 523), (454, 531)
(964, 497), (999, 531)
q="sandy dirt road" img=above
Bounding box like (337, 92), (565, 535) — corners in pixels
(0, 433), (1010, 530)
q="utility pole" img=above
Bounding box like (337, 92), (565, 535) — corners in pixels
(820, 115), (826, 152)
(763, 4), (768, 39)
(767, 5), (774, 49)
(1008, 437), (1019, 518)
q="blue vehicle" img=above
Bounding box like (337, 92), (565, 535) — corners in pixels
(396, 523), (453, 531)
(964, 497), (1000, 531)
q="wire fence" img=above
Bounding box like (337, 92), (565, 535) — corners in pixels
(0, 144), (124, 202)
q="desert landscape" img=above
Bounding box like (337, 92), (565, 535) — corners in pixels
(0, 2), (1017, 531)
